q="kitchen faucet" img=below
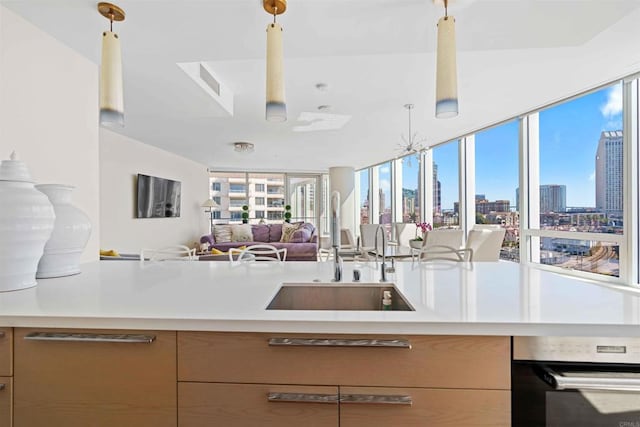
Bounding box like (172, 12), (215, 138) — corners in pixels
(374, 224), (387, 282)
(330, 191), (342, 282)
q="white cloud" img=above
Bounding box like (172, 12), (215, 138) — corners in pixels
(379, 178), (391, 190)
(600, 85), (623, 119)
(588, 171), (595, 182)
(379, 165), (390, 174)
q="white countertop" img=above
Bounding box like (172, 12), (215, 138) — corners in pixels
(1, 260), (640, 336)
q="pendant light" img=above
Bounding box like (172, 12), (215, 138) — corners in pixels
(98, 2), (125, 126)
(264, 0), (287, 122)
(435, 0), (458, 118)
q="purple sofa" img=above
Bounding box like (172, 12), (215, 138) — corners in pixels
(199, 223), (318, 261)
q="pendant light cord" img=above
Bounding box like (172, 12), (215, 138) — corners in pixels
(273, 5), (277, 25)
(444, 0), (448, 19)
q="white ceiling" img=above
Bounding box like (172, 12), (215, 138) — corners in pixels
(3, 0), (640, 172)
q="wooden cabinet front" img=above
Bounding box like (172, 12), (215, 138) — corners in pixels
(0, 377), (11, 427)
(13, 328), (177, 427)
(339, 386), (510, 427)
(178, 332), (510, 389)
(0, 328), (12, 377)
(179, 382), (339, 427)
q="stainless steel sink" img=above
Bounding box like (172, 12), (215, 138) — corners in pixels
(266, 283), (414, 311)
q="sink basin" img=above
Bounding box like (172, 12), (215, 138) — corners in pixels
(266, 283), (414, 311)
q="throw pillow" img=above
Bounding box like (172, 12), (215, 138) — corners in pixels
(289, 223), (315, 243)
(231, 224), (253, 242)
(213, 224), (232, 243)
(211, 245), (246, 255)
(100, 249), (120, 257)
(269, 223), (283, 242)
(280, 222), (301, 243)
(251, 224), (271, 242)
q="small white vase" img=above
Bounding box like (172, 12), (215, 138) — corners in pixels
(36, 184), (92, 279)
(0, 152), (56, 292)
(409, 240), (423, 250)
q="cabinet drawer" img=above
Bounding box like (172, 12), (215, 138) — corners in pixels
(179, 382), (338, 427)
(0, 328), (12, 376)
(0, 377), (11, 427)
(178, 332), (510, 389)
(14, 328), (176, 427)
(339, 386), (510, 427)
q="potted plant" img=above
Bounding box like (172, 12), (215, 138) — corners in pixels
(284, 204), (292, 223)
(241, 205), (249, 224)
(409, 221), (432, 249)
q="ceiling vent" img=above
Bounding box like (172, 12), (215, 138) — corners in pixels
(199, 64), (220, 96)
(177, 61), (234, 116)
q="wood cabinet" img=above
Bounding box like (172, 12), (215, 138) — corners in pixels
(179, 382), (339, 427)
(0, 328), (12, 377)
(339, 386), (509, 427)
(0, 377), (11, 427)
(178, 332), (510, 389)
(0, 328), (13, 427)
(13, 328), (177, 427)
(178, 332), (511, 426)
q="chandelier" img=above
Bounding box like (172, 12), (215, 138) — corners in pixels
(396, 104), (426, 165)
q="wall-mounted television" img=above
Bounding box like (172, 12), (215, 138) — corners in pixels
(136, 174), (181, 218)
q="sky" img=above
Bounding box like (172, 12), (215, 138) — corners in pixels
(360, 83), (624, 211)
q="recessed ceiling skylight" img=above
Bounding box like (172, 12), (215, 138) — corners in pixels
(293, 112), (352, 132)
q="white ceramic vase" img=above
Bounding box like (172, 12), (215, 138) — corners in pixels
(36, 184), (92, 279)
(0, 152), (56, 292)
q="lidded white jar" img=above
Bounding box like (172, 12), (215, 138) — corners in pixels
(35, 184), (92, 278)
(0, 152), (55, 291)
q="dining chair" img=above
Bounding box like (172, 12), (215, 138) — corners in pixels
(416, 229), (465, 261)
(229, 244), (287, 263)
(465, 228), (506, 261)
(360, 224), (384, 252)
(394, 223), (418, 248)
(140, 245), (197, 261)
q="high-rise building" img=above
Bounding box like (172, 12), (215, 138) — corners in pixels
(515, 185), (566, 213)
(433, 163), (441, 214)
(539, 185), (566, 213)
(596, 130), (623, 215)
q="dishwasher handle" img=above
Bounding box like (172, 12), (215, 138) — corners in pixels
(538, 366), (640, 392)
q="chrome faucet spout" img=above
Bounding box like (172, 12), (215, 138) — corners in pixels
(374, 225), (387, 282)
(332, 247), (343, 282)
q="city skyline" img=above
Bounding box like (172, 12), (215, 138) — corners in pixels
(360, 83), (623, 213)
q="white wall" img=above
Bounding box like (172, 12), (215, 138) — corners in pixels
(0, 5), (100, 263)
(100, 129), (210, 253)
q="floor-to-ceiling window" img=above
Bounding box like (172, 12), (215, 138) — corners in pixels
(432, 141), (459, 228)
(524, 82), (624, 277)
(357, 169), (370, 226)
(399, 153), (421, 223)
(377, 161), (393, 236)
(475, 120), (520, 261)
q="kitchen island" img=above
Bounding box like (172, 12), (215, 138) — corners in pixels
(0, 260), (639, 336)
(1, 261), (640, 426)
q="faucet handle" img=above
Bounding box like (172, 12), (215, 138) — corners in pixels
(353, 269), (361, 282)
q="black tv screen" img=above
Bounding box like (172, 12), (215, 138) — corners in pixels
(136, 174), (181, 218)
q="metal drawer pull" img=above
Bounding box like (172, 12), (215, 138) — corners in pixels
(24, 332), (155, 343)
(541, 367), (640, 392)
(268, 338), (411, 349)
(0, 384), (5, 391)
(268, 392), (339, 404)
(340, 394), (412, 405)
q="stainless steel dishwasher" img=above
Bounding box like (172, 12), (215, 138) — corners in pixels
(512, 336), (640, 427)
